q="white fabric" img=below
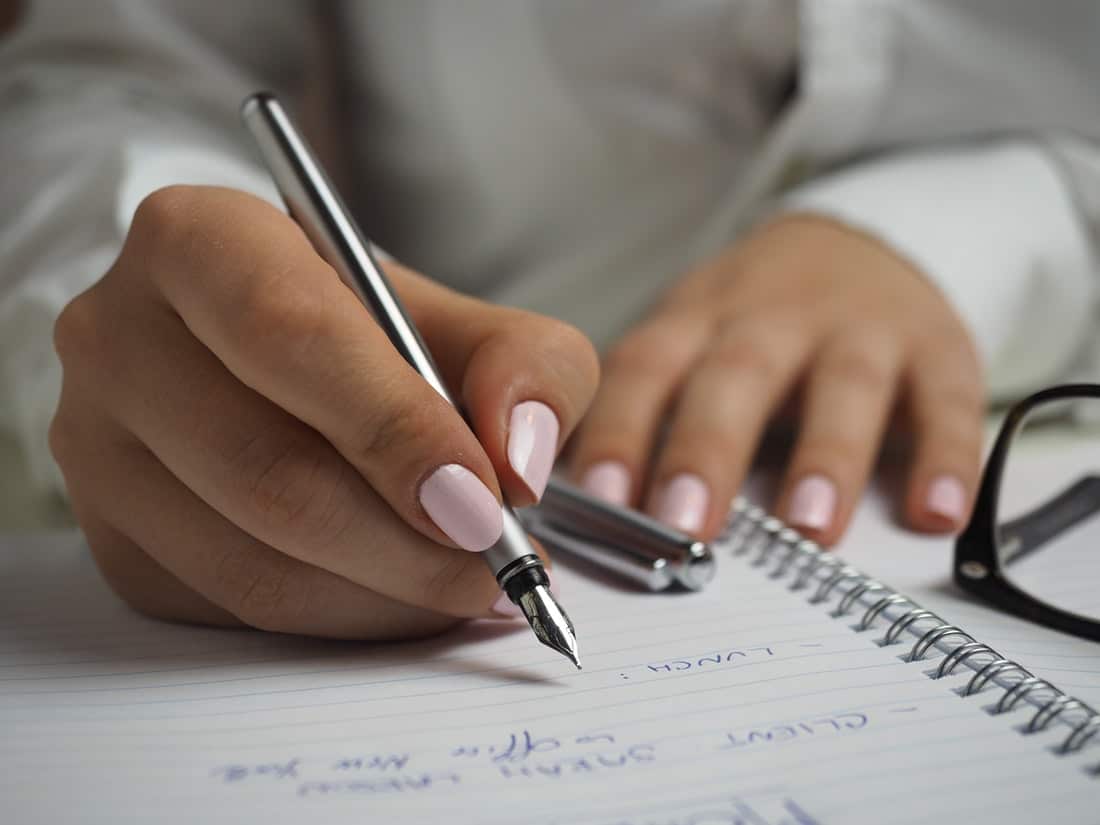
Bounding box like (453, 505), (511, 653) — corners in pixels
(1, 0), (1099, 498)
(782, 142), (1097, 397)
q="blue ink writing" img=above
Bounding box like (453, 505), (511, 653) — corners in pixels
(647, 647), (773, 674)
(722, 712), (868, 751)
(297, 773), (460, 797)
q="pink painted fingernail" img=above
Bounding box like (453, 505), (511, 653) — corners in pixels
(508, 401), (559, 502)
(581, 460), (631, 506)
(925, 474), (966, 525)
(653, 473), (709, 533)
(419, 464), (503, 552)
(789, 474), (837, 532)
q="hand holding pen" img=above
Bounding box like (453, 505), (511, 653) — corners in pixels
(241, 93), (584, 663)
(49, 96), (598, 655)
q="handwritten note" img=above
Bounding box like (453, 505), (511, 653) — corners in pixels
(1, 527), (1097, 824)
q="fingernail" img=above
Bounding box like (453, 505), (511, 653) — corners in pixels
(507, 401), (559, 501)
(490, 574), (558, 619)
(789, 474), (837, 532)
(925, 474), (966, 525)
(581, 460), (631, 506)
(653, 473), (709, 533)
(419, 464), (503, 552)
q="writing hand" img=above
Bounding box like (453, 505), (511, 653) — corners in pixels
(50, 186), (598, 638)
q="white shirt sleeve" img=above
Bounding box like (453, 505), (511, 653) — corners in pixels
(0, 132), (280, 494)
(780, 0), (1100, 404)
(0, 1), (300, 494)
(777, 139), (1099, 403)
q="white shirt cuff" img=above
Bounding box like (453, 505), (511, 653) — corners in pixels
(777, 141), (1097, 400)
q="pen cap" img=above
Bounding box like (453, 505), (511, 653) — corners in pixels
(521, 512), (676, 592)
(539, 477), (716, 590)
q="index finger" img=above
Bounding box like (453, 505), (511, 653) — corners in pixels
(128, 185), (504, 552)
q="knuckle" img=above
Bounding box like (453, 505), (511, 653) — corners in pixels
(936, 381), (985, 418)
(915, 329), (982, 377)
(797, 435), (867, 475)
(918, 421), (982, 461)
(217, 550), (311, 632)
(130, 185), (201, 260)
(356, 399), (436, 465)
(705, 334), (782, 382)
(605, 316), (697, 376)
(241, 433), (356, 548)
(819, 348), (893, 393)
(913, 380), (986, 427)
(234, 275), (324, 356)
(603, 332), (652, 374)
(53, 291), (104, 369)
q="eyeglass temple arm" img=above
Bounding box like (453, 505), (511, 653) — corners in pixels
(999, 475), (1100, 566)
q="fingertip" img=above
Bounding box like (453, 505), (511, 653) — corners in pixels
(790, 520), (843, 549)
(907, 473), (969, 534)
(785, 474), (838, 533)
(578, 459), (632, 506)
(649, 472), (710, 535)
(778, 473), (854, 548)
(418, 464), (504, 552)
(460, 321), (592, 508)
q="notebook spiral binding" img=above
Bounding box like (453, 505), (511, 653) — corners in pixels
(718, 498), (1100, 773)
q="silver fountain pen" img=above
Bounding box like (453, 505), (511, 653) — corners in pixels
(240, 92), (580, 669)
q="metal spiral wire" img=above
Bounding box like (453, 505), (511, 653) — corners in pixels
(720, 499), (1100, 769)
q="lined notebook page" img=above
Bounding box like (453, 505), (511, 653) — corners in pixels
(1, 528), (1096, 825)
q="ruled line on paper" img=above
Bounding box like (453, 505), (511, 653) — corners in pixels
(0, 618), (841, 686)
(3, 682), (956, 753)
(0, 595), (792, 659)
(0, 632), (859, 695)
(0, 647), (894, 716)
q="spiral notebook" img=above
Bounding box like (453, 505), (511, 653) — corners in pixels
(2, 501), (1099, 824)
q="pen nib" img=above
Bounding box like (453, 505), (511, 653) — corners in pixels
(517, 584), (581, 669)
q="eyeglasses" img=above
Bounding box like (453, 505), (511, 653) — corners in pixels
(955, 384), (1100, 642)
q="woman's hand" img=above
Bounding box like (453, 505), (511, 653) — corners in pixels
(50, 186), (599, 639)
(569, 214), (985, 545)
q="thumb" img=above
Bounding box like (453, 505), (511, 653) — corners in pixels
(393, 262), (600, 506)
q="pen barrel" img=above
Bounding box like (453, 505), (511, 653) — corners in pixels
(240, 93), (455, 405)
(241, 92), (544, 582)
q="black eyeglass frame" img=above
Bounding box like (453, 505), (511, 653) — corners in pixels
(955, 383), (1100, 643)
